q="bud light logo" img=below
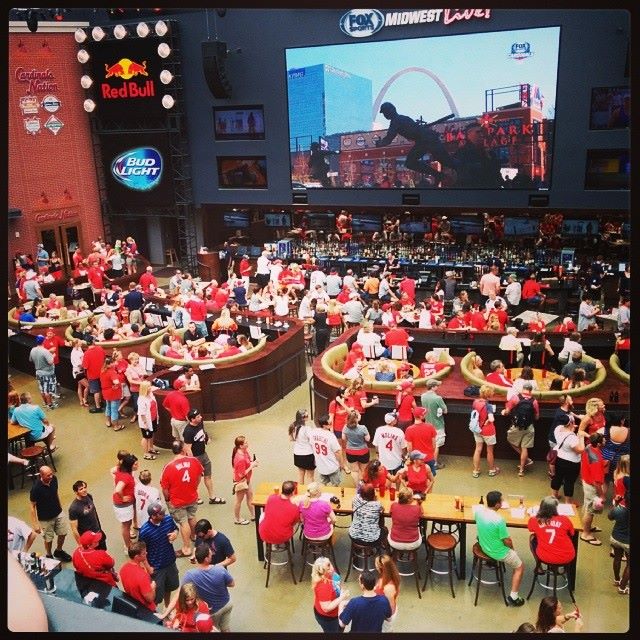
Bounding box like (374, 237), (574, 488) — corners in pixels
(339, 9), (384, 38)
(111, 147), (163, 191)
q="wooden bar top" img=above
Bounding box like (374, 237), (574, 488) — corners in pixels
(8, 421), (30, 442)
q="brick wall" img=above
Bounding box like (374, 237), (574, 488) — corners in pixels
(8, 32), (104, 282)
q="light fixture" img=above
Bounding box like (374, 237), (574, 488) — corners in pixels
(154, 20), (168, 36)
(159, 70), (173, 85)
(51, 8), (65, 21)
(136, 22), (149, 37)
(80, 75), (93, 89)
(74, 28), (87, 43)
(83, 99), (96, 113)
(161, 94), (175, 109)
(157, 42), (171, 58)
(91, 26), (105, 41)
(113, 24), (127, 39)
(77, 49), (90, 64)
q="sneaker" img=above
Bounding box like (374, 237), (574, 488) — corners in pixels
(488, 467), (501, 477)
(472, 470), (480, 478)
(47, 403), (59, 410)
(435, 462), (446, 470)
(197, 498), (204, 505)
(507, 596), (525, 607)
(53, 549), (72, 562)
(89, 407), (102, 413)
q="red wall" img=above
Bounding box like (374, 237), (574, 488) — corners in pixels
(8, 32), (104, 281)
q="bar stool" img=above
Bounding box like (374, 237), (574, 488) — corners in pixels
(263, 539), (297, 588)
(30, 438), (57, 471)
(299, 535), (339, 581)
(17, 445), (48, 488)
(526, 535), (576, 603)
(390, 545), (422, 598)
(468, 542), (508, 606)
(344, 538), (380, 582)
(423, 533), (458, 598)
(429, 520), (460, 543)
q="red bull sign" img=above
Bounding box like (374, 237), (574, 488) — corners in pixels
(101, 58), (155, 100)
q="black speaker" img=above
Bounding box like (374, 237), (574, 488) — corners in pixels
(528, 194), (549, 207)
(9, 208), (22, 219)
(202, 41), (232, 99)
(292, 193), (308, 204)
(402, 193), (420, 206)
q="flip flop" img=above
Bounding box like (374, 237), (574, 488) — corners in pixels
(175, 549), (191, 558)
(209, 497), (226, 505)
(234, 519), (250, 525)
(113, 424), (126, 432)
(591, 526), (603, 533)
(580, 536), (602, 546)
(143, 454), (157, 460)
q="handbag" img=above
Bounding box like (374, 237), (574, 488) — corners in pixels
(232, 478), (249, 494)
(546, 434), (572, 466)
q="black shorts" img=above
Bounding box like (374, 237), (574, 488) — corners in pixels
(294, 453), (316, 471)
(346, 451), (370, 464)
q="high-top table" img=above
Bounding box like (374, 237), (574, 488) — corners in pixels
(252, 482), (583, 590)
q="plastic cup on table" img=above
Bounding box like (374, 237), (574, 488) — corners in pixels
(389, 486), (396, 501)
(379, 483), (386, 498)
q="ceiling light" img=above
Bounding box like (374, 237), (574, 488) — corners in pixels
(83, 99), (96, 113)
(159, 70), (173, 85)
(113, 24), (127, 39)
(91, 26), (105, 41)
(161, 95), (175, 109)
(154, 20), (168, 36)
(136, 22), (149, 37)
(157, 42), (171, 58)
(77, 49), (90, 64)
(80, 75), (93, 89)
(74, 28), (87, 43)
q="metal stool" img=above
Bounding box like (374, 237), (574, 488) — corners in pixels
(390, 545), (422, 598)
(299, 535), (339, 581)
(430, 520), (460, 543)
(468, 542), (508, 606)
(263, 539), (297, 588)
(423, 533), (458, 598)
(526, 535), (575, 603)
(30, 438), (57, 471)
(17, 445), (48, 488)
(344, 538), (380, 582)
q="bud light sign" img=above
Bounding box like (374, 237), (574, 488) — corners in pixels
(111, 147), (163, 191)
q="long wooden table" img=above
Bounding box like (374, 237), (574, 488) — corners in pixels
(252, 482), (583, 590)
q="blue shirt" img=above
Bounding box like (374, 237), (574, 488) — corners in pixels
(339, 594), (391, 632)
(138, 515), (178, 570)
(181, 565), (233, 612)
(12, 403), (47, 440)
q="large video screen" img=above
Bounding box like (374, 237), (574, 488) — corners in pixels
(561, 219), (599, 236)
(216, 156), (267, 189)
(449, 216), (483, 235)
(286, 26), (560, 190)
(589, 86), (630, 130)
(584, 149), (630, 190)
(304, 212), (335, 231)
(504, 217), (539, 237)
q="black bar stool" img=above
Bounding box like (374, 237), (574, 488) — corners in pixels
(468, 542), (508, 606)
(16, 445), (48, 488)
(263, 539), (297, 588)
(526, 535), (576, 603)
(390, 546), (422, 598)
(299, 535), (339, 581)
(344, 538), (380, 582)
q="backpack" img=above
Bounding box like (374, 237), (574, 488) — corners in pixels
(468, 408), (482, 433)
(512, 394), (535, 429)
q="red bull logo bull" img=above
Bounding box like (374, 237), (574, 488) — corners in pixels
(102, 58), (154, 100)
(104, 58), (148, 80)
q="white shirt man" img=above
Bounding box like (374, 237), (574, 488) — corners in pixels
(297, 293), (315, 320)
(372, 413), (406, 474)
(342, 270), (358, 292)
(310, 284), (330, 304)
(484, 293), (507, 313)
(269, 260), (283, 284)
(309, 416), (345, 486)
(97, 309), (118, 331)
(256, 252), (271, 276)
(309, 269), (327, 291)
(504, 276), (522, 308)
(134, 476), (161, 529)
(8, 516), (36, 553)
(169, 270), (183, 294)
(325, 272), (343, 297)
(355, 327), (385, 358)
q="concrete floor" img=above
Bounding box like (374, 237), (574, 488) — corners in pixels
(7, 361), (630, 634)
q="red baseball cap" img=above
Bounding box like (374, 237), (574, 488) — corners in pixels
(412, 406), (427, 418)
(173, 379), (186, 390)
(79, 530), (103, 546)
(400, 380), (413, 390)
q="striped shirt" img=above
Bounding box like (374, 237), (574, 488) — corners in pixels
(349, 494), (382, 543)
(138, 514), (178, 570)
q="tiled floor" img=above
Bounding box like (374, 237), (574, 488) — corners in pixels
(7, 363), (630, 634)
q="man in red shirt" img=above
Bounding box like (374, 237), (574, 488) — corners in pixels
(485, 360), (513, 388)
(138, 266), (158, 294)
(72, 531), (117, 587)
(468, 305), (487, 331)
(160, 440), (204, 558)
(405, 407), (438, 476)
(42, 326), (68, 378)
(382, 322), (413, 359)
(218, 338), (242, 358)
(258, 480), (300, 545)
(487, 300), (509, 332)
(398, 274), (416, 304)
(87, 263), (105, 296)
(521, 273), (547, 306)
(184, 291), (208, 337)
(447, 310), (468, 330)
(579, 432), (606, 545)
(162, 379), (190, 441)
(100, 357), (124, 430)
(82, 343), (106, 413)
(213, 286), (230, 311)
(119, 541), (156, 612)
(238, 255), (252, 290)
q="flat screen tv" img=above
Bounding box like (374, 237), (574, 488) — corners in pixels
(304, 212), (335, 231)
(264, 213), (291, 227)
(589, 86), (630, 130)
(449, 216), (483, 235)
(400, 219), (431, 234)
(584, 149), (630, 190)
(217, 156), (267, 189)
(213, 105), (265, 140)
(351, 213), (381, 232)
(561, 219), (599, 236)
(504, 217), (539, 237)
(286, 25), (560, 190)
(223, 211), (250, 228)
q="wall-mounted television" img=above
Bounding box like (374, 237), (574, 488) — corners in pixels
(400, 219), (431, 234)
(213, 105), (265, 140)
(304, 212), (335, 231)
(217, 156), (267, 189)
(504, 217), (539, 237)
(264, 213), (291, 228)
(589, 86), (630, 130)
(449, 216), (483, 235)
(223, 211), (250, 228)
(561, 219), (599, 236)
(351, 213), (381, 232)
(286, 26), (560, 190)
(584, 149), (630, 190)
